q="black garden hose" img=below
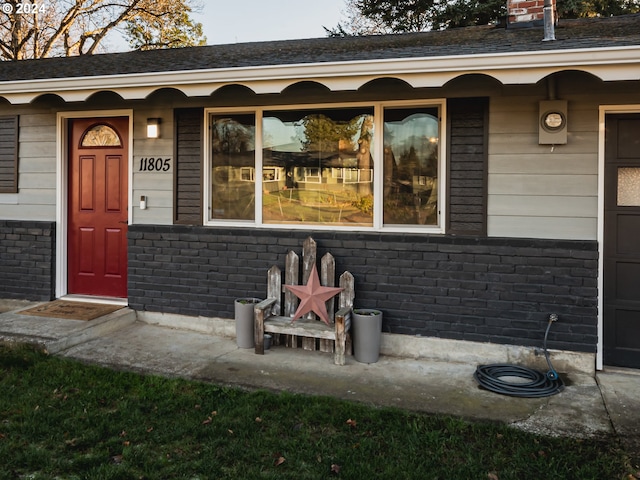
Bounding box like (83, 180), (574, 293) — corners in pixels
(474, 315), (565, 398)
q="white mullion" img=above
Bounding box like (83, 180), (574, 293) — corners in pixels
(438, 100), (447, 233)
(202, 110), (211, 225)
(373, 103), (384, 229)
(255, 109), (263, 225)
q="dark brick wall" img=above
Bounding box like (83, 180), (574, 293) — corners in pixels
(0, 220), (55, 300)
(128, 225), (598, 353)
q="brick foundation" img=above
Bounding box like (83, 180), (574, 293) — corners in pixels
(128, 226), (598, 353)
(0, 220), (56, 301)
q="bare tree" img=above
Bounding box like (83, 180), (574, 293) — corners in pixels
(0, 0), (206, 60)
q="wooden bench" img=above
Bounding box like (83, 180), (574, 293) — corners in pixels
(254, 237), (355, 365)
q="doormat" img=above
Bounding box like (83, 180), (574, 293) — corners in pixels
(18, 300), (123, 321)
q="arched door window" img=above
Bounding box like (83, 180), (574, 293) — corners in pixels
(80, 124), (122, 147)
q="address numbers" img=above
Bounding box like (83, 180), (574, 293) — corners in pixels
(138, 157), (171, 172)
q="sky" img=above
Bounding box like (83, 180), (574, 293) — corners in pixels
(191, 0), (346, 45)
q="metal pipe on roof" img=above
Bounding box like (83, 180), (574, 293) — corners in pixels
(543, 0), (556, 41)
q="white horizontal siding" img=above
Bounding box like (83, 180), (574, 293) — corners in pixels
(0, 112), (57, 221)
(12, 188), (56, 206)
(489, 195), (597, 217)
(487, 95), (599, 240)
(488, 216), (597, 240)
(489, 174), (597, 196)
(490, 153), (598, 175)
(132, 109), (175, 225)
(0, 203), (56, 220)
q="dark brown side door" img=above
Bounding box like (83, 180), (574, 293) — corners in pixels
(604, 113), (640, 368)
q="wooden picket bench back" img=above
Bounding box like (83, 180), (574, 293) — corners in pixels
(254, 237), (355, 365)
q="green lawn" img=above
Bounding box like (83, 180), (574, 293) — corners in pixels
(0, 345), (633, 479)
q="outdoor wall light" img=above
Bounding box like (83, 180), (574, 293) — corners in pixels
(146, 118), (161, 139)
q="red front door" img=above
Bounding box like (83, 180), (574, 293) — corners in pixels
(68, 117), (129, 298)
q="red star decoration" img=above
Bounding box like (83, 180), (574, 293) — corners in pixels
(285, 264), (343, 326)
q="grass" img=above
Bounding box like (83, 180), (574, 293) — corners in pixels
(0, 345), (634, 479)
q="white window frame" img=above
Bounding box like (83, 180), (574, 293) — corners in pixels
(203, 99), (446, 233)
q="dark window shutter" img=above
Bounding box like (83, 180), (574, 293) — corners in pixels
(174, 108), (203, 225)
(0, 115), (18, 193)
(447, 98), (488, 236)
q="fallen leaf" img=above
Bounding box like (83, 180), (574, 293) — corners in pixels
(488, 472), (499, 480)
(255, 417), (262, 423)
(346, 419), (357, 428)
(202, 417), (212, 425)
(119, 430), (127, 437)
(123, 441), (130, 447)
(275, 456), (285, 467)
(331, 463), (341, 474)
(112, 454), (123, 464)
(146, 427), (154, 433)
(228, 429), (234, 435)
(211, 410), (217, 416)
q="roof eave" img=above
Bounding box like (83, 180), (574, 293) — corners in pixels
(1, 45), (639, 104)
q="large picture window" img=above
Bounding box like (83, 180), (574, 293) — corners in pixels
(206, 102), (443, 231)
(263, 108), (374, 226)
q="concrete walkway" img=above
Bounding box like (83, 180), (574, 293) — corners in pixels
(1, 299), (639, 461)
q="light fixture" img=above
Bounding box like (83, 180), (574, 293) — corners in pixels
(146, 118), (161, 139)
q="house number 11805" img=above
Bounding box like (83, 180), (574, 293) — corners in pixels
(139, 157), (171, 172)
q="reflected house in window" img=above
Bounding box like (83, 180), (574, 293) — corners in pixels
(210, 114), (256, 220)
(383, 108), (439, 226)
(81, 124), (121, 147)
(262, 109), (375, 226)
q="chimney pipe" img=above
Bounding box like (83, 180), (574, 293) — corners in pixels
(543, 0), (556, 41)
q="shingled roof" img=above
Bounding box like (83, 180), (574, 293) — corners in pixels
(1, 13), (639, 82)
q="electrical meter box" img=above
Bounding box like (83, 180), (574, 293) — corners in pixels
(539, 100), (568, 145)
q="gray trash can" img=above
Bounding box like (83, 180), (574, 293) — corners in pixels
(234, 298), (260, 348)
(352, 309), (382, 363)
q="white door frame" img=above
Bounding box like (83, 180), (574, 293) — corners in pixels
(55, 109), (134, 300)
(597, 104), (640, 370)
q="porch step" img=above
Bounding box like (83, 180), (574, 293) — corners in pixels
(45, 307), (136, 354)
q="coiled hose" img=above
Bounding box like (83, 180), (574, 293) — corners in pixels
(473, 315), (565, 398)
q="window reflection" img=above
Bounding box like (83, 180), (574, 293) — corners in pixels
(618, 167), (640, 207)
(210, 114), (255, 220)
(262, 108), (374, 226)
(383, 108), (439, 225)
(81, 124), (121, 147)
